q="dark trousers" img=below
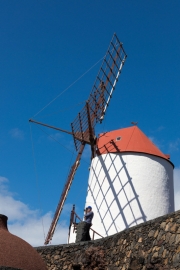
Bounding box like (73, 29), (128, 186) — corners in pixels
(82, 222), (91, 241)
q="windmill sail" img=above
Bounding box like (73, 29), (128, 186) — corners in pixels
(71, 33), (127, 152)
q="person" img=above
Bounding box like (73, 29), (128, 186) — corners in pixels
(83, 206), (94, 241)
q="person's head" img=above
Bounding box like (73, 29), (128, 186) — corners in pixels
(86, 206), (92, 213)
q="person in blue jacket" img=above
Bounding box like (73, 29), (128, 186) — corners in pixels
(84, 206), (94, 241)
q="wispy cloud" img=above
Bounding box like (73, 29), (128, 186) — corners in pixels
(148, 136), (163, 150)
(9, 128), (24, 140)
(0, 176), (8, 184)
(48, 132), (62, 142)
(169, 138), (180, 152)
(149, 126), (165, 134)
(0, 177), (68, 247)
(157, 126), (165, 132)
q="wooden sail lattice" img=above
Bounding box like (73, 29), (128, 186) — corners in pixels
(71, 33), (127, 152)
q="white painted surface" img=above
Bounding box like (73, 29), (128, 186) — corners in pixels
(84, 153), (174, 239)
(68, 224), (76, 243)
(68, 221), (99, 243)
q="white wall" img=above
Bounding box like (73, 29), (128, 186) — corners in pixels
(85, 153), (174, 239)
(68, 221), (100, 243)
(68, 224), (76, 243)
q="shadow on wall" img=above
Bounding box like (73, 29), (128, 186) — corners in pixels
(88, 140), (146, 236)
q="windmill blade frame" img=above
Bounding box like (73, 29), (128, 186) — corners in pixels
(44, 143), (85, 245)
(71, 33), (127, 152)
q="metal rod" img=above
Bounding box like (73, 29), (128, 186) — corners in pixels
(44, 144), (85, 245)
(104, 58), (116, 79)
(86, 102), (96, 159)
(78, 113), (84, 141)
(29, 118), (90, 144)
(71, 123), (78, 151)
(29, 119), (74, 135)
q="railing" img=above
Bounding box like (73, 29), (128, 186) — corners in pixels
(68, 205), (103, 243)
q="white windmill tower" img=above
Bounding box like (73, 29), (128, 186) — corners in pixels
(85, 125), (174, 239)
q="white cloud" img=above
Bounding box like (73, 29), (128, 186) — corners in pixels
(174, 168), (180, 211)
(157, 126), (165, 132)
(0, 177), (68, 247)
(169, 138), (180, 152)
(0, 176), (8, 183)
(148, 136), (163, 150)
(48, 132), (62, 142)
(0, 168), (180, 248)
(9, 213), (68, 247)
(9, 128), (24, 140)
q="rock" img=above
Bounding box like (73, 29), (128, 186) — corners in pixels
(170, 223), (177, 232)
(165, 222), (171, 231)
(154, 230), (159, 238)
(164, 257), (168, 265)
(165, 232), (171, 242)
(173, 253), (180, 267)
(175, 234), (180, 244)
(127, 250), (132, 257)
(160, 222), (166, 229)
(148, 230), (155, 237)
(169, 234), (176, 245)
(54, 255), (60, 260)
(138, 237), (143, 242)
(123, 239), (127, 245)
(107, 266), (119, 270)
(157, 230), (164, 241)
(151, 252), (161, 264)
(159, 245), (164, 255)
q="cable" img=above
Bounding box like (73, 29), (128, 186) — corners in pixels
(35, 125), (75, 155)
(37, 100), (86, 119)
(33, 56), (105, 118)
(35, 124), (90, 166)
(29, 123), (46, 243)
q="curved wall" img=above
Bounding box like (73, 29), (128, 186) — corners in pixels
(84, 152), (174, 238)
(37, 210), (180, 270)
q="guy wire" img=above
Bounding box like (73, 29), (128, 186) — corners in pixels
(36, 125), (90, 166)
(29, 123), (46, 243)
(38, 100), (86, 119)
(33, 56), (105, 118)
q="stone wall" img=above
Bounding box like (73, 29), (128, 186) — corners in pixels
(36, 210), (180, 270)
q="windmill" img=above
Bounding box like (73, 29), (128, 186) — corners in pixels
(29, 33), (127, 245)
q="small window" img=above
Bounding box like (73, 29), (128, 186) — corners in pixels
(116, 136), (121, 141)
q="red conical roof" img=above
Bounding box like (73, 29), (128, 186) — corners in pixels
(0, 215), (47, 270)
(97, 126), (171, 162)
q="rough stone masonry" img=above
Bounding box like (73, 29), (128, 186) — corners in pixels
(36, 210), (180, 270)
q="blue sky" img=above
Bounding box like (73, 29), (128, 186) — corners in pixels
(0, 1), (180, 246)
